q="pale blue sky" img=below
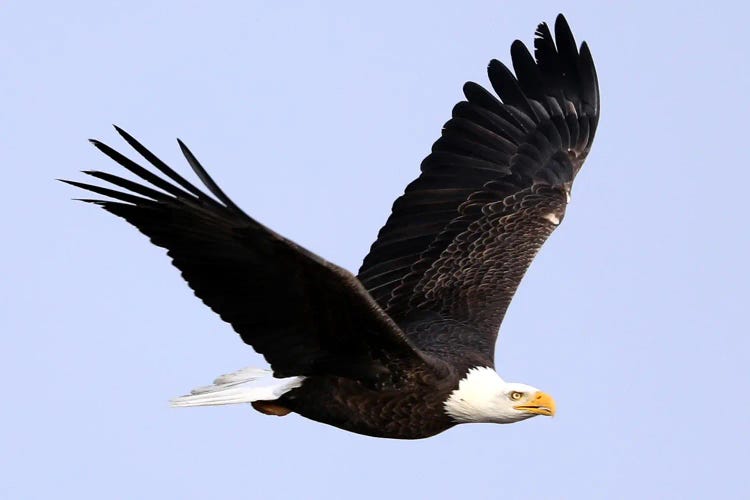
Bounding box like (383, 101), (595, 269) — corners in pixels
(3, 1), (749, 498)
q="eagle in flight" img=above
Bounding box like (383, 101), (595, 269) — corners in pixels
(64, 14), (599, 439)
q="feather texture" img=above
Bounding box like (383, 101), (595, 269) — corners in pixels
(63, 128), (433, 383)
(357, 14), (599, 361)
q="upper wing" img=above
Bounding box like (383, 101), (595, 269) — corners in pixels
(357, 15), (599, 361)
(63, 127), (432, 382)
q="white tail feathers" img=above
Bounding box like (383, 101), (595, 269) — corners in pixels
(170, 367), (305, 408)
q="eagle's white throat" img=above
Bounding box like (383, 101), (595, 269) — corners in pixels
(443, 366), (542, 424)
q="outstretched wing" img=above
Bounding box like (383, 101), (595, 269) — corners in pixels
(63, 127), (431, 382)
(357, 15), (599, 361)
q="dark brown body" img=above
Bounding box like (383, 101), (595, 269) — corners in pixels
(279, 373), (457, 440)
(276, 316), (492, 440)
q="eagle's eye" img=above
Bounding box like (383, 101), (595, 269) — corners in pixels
(510, 391), (523, 401)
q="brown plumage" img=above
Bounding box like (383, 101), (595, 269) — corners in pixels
(64, 14), (599, 439)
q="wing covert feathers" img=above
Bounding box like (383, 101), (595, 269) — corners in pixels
(357, 14), (599, 357)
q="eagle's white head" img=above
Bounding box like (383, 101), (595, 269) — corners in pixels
(443, 366), (556, 424)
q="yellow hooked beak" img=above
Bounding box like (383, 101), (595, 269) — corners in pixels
(514, 391), (556, 416)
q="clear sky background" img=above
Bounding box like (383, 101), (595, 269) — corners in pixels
(2, 1), (749, 498)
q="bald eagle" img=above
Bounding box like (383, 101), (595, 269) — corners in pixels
(64, 14), (598, 439)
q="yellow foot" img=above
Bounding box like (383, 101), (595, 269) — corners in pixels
(252, 401), (292, 416)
